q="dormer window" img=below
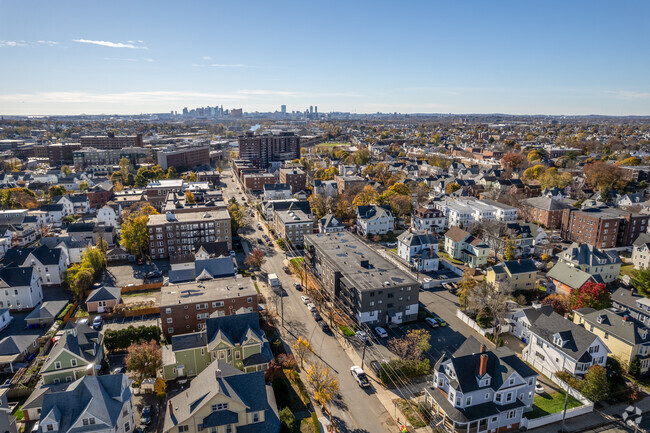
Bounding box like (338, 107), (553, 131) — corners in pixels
(553, 335), (564, 347)
(597, 315), (605, 324)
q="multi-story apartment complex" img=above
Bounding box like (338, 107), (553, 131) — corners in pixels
(335, 175), (366, 195)
(147, 210), (231, 259)
(424, 337), (537, 433)
(242, 172), (276, 192)
(411, 205), (446, 233)
(279, 167), (306, 193)
(72, 147), (151, 168)
(156, 145), (210, 170)
(521, 196), (572, 229)
(161, 277), (258, 338)
(561, 205), (649, 248)
(304, 232), (419, 326)
(238, 132), (300, 169)
(273, 205), (313, 247)
(79, 133), (143, 149)
(34, 143), (81, 165)
(437, 198), (517, 229)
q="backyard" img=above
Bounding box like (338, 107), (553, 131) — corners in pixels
(527, 391), (582, 419)
(620, 263), (638, 279)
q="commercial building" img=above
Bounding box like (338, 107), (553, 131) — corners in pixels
(79, 133), (143, 149)
(279, 167), (306, 193)
(561, 205), (649, 248)
(147, 210), (231, 259)
(304, 231), (419, 325)
(156, 145), (210, 170)
(238, 132), (300, 169)
(73, 147), (151, 168)
(161, 276), (258, 337)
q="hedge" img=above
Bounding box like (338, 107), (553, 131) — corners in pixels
(311, 412), (321, 433)
(56, 303), (74, 320)
(378, 358), (431, 387)
(104, 325), (161, 352)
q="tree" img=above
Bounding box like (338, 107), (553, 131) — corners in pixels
(615, 156), (642, 166)
(468, 281), (513, 342)
(121, 215), (150, 257)
(387, 183), (410, 196)
(542, 293), (571, 316)
(580, 365), (609, 402)
(134, 165), (165, 187)
(503, 239), (516, 261)
(68, 266), (94, 300)
(81, 246), (106, 277)
(445, 182), (461, 194)
(500, 153), (527, 171)
(305, 363), (339, 407)
(388, 329), (431, 361)
(126, 340), (162, 382)
(48, 185), (67, 200)
(292, 337), (313, 369)
(388, 194), (412, 219)
(583, 161), (622, 191)
(522, 165), (544, 182)
(457, 269), (477, 310)
(353, 148), (370, 166)
(185, 191), (195, 204)
(61, 165), (72, 176)
(154, 377), (167, 398)
(166, 167), (177, 179)
(632, 268), (650, 296)
(414, 182), (430, 205)
(352, 185), (378, 208)
(527, 149), (547, 162)
(538, 167), (572, 190)
(569, 281), (611, 310)
(228, 202), (248, 234)
(278, 407), (297, 433)
(119, 157), (131, 181)
(78, 181), (89, 192)
(314, 166), (338, 181)
(308, 193), (328, 220)
(244, 248), (265, 270)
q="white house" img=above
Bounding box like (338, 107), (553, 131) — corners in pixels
(508, 304), (554, 344)
(397, 231), (439, 272)
(97, 205), (119, 228)
(38, 204), (66, 227)
(424, 337), (537, 433)
(68, 195), (90, 214)
(632, 233), (650, 270)
(0, 267), (43, 310)
(557, 242), (622, 284)
(318, 214), (344, 234)
(522, 311), (609, 377)
(54, 196), (74, 216)
(356, 205), (394, 236)
(411, 204), (446, 233)
(263, 184), (292, 200)
(4, 246), (68, 286)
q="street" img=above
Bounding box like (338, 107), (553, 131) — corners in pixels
(222, 171), (396, 433)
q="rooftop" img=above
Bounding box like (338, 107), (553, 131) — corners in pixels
(148, 209), (230, 225)
(160, 276), (256, 307)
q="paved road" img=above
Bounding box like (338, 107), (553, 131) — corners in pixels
(225, 173), (395, 433)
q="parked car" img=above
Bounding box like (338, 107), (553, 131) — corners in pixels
(146, 270), (162, 279)
(92, 315), (103, 330)
(318, 321), (331, 333)
(312, 311), (322, 321)
(374, 327), (388, 338)
(355, 331), (368, 342)
(258, 239), (264, 245)
(257, 225), (262, 230)
(137, 258), (144, 265)
(307, 303), (317, 312)
(301, 296), (310, 304)
(432, 315), (447, 326)
(282, 266), (291, 274)
(111, 366), (126, 374)
(229, 250), (236, 257)
(424, 317), (439, 328)
(350, 366), (370, 387)
(294, 282), (301, 290)
(140, 406), (152, 425)
(369, 360), (381, 375)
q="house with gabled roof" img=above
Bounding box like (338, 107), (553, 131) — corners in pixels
(38, 374), (134, 433)
(0, 267), (42, 310)
(546, 261), (598, 296)
(355, 205), (394, 236)
(424, 337), (537, 433)
(86, 286), (122, 313)
(632, 233), (650, 270)
(522, 311), (608, 377)
(40, 321), (104, 384)
(557, 242), (621, 283)
(397, 231), (439, 272)
(4, 245), (68, 286)
(162, 312), (272, 380)
(486, 259), (537, 291)
(163, 361), (280, 433)
(443, 226), (489, 268)
(318, 214), (344, 234)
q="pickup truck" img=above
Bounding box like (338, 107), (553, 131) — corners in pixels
(268, 273), (280, 287)
(350, 366), (370, 388)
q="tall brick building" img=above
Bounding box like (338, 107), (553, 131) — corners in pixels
(279, 167), (306, 193)
(242, 172), (276, 192)
(238, 132), (300, 169)
(561, 205), (649, 248)
(156, 145), (210, 170)
(79, 133), (143, 149)
(521, 196), (572, 229)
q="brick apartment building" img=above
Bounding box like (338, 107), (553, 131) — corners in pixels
(335, 175), (366, 195)
(147, 209), (231, 259)
(279, 167), (306, 193)
(561, 206), (649, 248)
(242, 172), (276, 192)
(87, 183), (114, 209)
(79, 133), (143, 149)
(156, 145), (210, 170)
(34, 143), (81, 165)
(73, 147), (152, 168)
(521, 196), (572, 229)
(160, 276), (258, 337)
(238, 132), (300, 169)
(144, 179), (184, 210)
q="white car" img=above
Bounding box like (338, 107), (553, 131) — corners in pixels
(425, 317), (439, 328)
(535, 383), (545, 394)
(355, 331), (368, 342)
(307, 303), (317, 312)
(375, 327), (388, 338)
(301, 296), (310, 304)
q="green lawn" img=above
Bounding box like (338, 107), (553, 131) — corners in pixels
(439, 251), (464, 265)
(387, 248), (397, 254)
(527, 392), (582, 419)
(620, 264), (638, 279)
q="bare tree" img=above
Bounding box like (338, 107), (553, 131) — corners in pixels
(468, 280), (513, 342)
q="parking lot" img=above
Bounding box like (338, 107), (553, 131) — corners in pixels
(102, 261), (170, 288)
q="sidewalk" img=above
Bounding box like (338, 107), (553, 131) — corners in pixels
(330, 326), (435, 432)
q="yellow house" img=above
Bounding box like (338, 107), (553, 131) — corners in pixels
(163, 361), (280, 433)
(573, 308), (650, 374)
(485, 259), (537, 291)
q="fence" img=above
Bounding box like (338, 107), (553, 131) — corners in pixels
(123, 307), (159, 317)
(456, 309), (496, 337)
(121, 282), (163, 294)
(522, 403), (594, 430)
(61, 301), (78, 324)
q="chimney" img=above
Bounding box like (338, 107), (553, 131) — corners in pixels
(479, 354), (488, 377)
(518, 259), (521, 264)
(168, 401), (174, 418)
(216, 368), (222, 380)
(480, 344), (487, 353)
(623, 316), (629, 322)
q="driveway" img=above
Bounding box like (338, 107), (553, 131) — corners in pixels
(103, 261), (170, 287)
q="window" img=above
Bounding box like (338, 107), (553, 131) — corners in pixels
(495, 393), (501, 402)
(213, 301), (224, 308)
(168, 327), (174, 334)
(54, 361), (61, 369)
(46, 425), (53, 431)
(167, 318), (173, 324)
(491, 417), (498, 423)
(219, 351), (226, 359)
(71, 359), (77, 367)
(235, 351), (241, 359)
(178, 426), (188, 433)
(252, 412), (260, 423)
(226, 425), (233, 433)
(506, 410), (516, 420)
(166, 308), (172, 314)
(211, 403), (228, 411)
(465, 396), (471, 405)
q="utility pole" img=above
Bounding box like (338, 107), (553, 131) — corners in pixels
(281, 288), (284, 327)
(361, 338), (367, 368)
(560, 386), (569, 432)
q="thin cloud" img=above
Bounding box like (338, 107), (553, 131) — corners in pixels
(605, 90), (650, 100)
(103, 57), (138, 62)
(72, 39), (147, 49)
(36, 40), (60, 46)
(202, 56), (212, 60)
(0, 40), (29, 47)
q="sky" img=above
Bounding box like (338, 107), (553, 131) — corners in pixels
(0, 0), (649, 116)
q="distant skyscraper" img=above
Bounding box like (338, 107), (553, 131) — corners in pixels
(281, 105), (286, 114)
(309, 106), (313, 114)
(314, 106), (318, 114)
(182, 107), (188, 116)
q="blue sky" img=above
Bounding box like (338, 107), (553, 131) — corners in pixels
(0, 0), (649, 115)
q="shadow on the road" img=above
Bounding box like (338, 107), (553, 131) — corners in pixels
(330, 415), (371, 433)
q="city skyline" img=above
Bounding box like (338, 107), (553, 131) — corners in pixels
(1, 0), (649, 116)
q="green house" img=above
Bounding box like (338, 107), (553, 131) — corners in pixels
(163, 312), (272, 380)
(40, 320), (103, 385)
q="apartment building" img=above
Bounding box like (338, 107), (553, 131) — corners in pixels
(242, 172), (276, 192)
(238, 132), (300, 169)
(557, 243), (622, 283)
(273, 205), (313, 247)
(397, 231), (439, 272)
(424, 337), (537, 433)
(147, 210), (231, 259)
(279, 167), (306, 193)
(521, 196), (572, 229)
(486, 259), (537, 291)
(79, 133), (143, 150)
(335, 175), (366, 195)
(144, 179), (185, 210)
(443, 226), (490, 268)
(561, 205), (649, 248)
(304, 232), (419, 325)
(161, 277), (258, 338)
(72, 147), (151, 168)
(156, 145), (210, 170)
(411, 205), (446, 234)
(632, 233), (650, 270)
(356, 205), (395, 236)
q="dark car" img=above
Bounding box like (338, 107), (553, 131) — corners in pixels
(318, 321), (330, 333)
(140, 406), (152, 425)
(369, 360), (381, 375)
(92, 315), (103, 330)
(282, 266), (291, 274)
(294, 282), (301, 291)
(258, 239), (264, 245)
(312, 311), (322, 321)
(146, 270), (162, 279)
